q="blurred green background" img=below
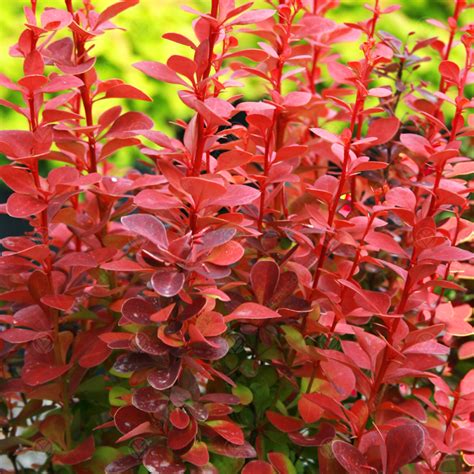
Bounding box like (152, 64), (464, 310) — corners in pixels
(0, 0), (470, 136)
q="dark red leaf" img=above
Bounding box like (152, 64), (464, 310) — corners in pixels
(121, 297), (156, 325)
(151, 270), (185, 297)
(132, 386), (168, 413)
(332, 441), (374, 474)
(142, 446), (186, 474)
(148, 358), (182, 390)
(385, 424), (425, 474)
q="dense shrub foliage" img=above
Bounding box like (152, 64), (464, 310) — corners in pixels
(0, 0), (473, 473)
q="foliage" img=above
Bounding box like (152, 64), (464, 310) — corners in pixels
(0, 0), (473, 473)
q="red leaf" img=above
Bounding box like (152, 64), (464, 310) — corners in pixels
(95, 0), (139, 28)
(40, 414), (67, 450)
(168, 417), (198, 450)
(268, 452), (296, 474)
(40, 74), (83, 92)
(22, 362), (70, 386)
(78, 338), (111, 368)
(121, 297), (155, 325)
(299, 393), (347, 422)
(100, 138), (140, 159)
(419, 245), (473, 262)
(170, 408), (190, 429)
(365, 231), (408, 257)
(298, 394), (324, 423)
(105, 455), (141, 473)
(399, 133), (431, 158)
(224, 302), (281, 323)
(266, 411), (304, 433)
(41, 9), (72, 31)
(0, 328), (49, 344)
(132, 386), (168, 413)
(288, 422), (336, 447)
(7, 193), (47, 218)
(216, 150), (254, 171)
(181, 177), (227, 208)
(207, 440), (256, 458)
(332, 441), (373, 474)
(196, 311), (227, 337)
(53, 436), (95, 466)
(40, 294), (75, 312)
(114, 405), (149, 434)
(167, 55), (197, 82)
(206, 241), (244, 266)
(211, 184), (260, 207)
(311, 128), (341, 144)
(106, 111), (153, 138)
(24, 50), (44, 76)
(163, 32), (196, 49)
(367, 87), (391, 97)
(134, 189), (180, 210)
(206, 420), (245, 445)
(366, 117), (399, 145)
(147, 358), (182, 390)
(101, 258), (144, 271)
(439, 60), (460, 84)
(229, 9), (275, 25)
(182, 441), (209, 467)
(321, 360), (356, 399)
(0, 166), (36, 194)
(250, 259), (280, 305)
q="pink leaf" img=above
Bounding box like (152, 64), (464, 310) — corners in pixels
(134, 61), (189, 86)
(121, 214), (168, 248)
(151, 270), (185, 297)
(106, 111), (153, 138)
(104, 84), (152, 101)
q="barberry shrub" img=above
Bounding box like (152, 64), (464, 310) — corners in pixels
(0, 0), (472, 472)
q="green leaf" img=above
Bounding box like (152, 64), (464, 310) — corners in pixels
(232, 384), (253, 405)
(77, 375), (107, 395)
(250, 382), (271, 419)
(109, 386), (129, 407)
(281, 325), (306, 353)
(212, 455), (245, 472)
(68, 308), (99, 321)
